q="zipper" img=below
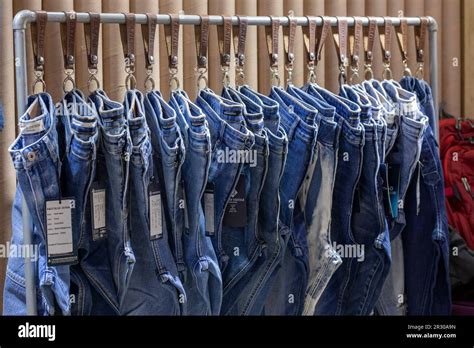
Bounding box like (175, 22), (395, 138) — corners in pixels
(461, 177), (474, 200)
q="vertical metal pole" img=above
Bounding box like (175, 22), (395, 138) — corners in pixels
(428, 16), (439, 142)
(14, 15), (37, 315)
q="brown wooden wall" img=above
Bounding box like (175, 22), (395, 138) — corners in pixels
(0, 0), (465, 313)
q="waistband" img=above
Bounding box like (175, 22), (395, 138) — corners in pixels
(222, 87), (265, 135)
(196, 90), (254, 151)
(270, 87), (318, 143)
(309, 85), (361, 127)
(316, 114), (339, 148)
(89, 89), (125, 123)
(170, 90), (207, 129)
(341, 85), (373, 122)
(338, 117), (365, 147)
(266, 126), (288, 155)
(289, 84), (336, 121)
(238, 85), (279, 122)
(10, 129), (59, 170)
(399, 113), (428, 140)
(198, 88), (247, 127)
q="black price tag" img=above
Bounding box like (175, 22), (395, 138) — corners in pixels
(223, 175), (247, 228)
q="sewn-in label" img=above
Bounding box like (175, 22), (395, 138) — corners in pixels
(91, 182), (107, 241)
(20, 118), (45, 134)
(204, 183), (215, 236)
(223, 175), (247, 227)
(46, 198), (78, 266)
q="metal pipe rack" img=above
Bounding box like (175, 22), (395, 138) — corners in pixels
(12, 10), (439, 315)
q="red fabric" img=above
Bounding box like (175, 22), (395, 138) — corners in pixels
(452, 301), (474, 316)
(440, 119), (474, 250)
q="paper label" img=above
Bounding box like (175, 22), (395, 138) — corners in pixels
(20, 118), (45, 134)
(46, 199), (78, 265)
(149, 190), (163, 240)
(91, 183), (107, 241)
(204, 183), (215, 236)
(223, 175), (247, 228)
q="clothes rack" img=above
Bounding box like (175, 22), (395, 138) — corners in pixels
(12, 10), (439, 315)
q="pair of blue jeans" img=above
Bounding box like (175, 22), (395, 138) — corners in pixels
(370, 81), (428, 315)
(263, 86), (318, 315)
(217, 87), (270, 315)
(57, 90), (118, 315)
(400, 76), (451, 315)
(121, 90), (185, 315)
(6, 92), (70, 315)
(89, 89), (136, 314)
(195, 89), (255, 276)
(285, 84), (342, 315)
(309, 87), (365, 316)
(332, 85), (391, 315)
(169, 89), (222, 315)
(230, 85), (288, 315)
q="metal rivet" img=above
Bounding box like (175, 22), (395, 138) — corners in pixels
(129, 53), (135, 62)
(38, 56), (45, 65)
(272, 53), (278, 62)
(288, 52), (294, 61)
(27, 152), (36, 161)
(223, 54), (231, 63)
(149, 55), (154, 63)
(309, 52), (315, 61)
(171, 56), (178, 65)
(198, 56), (207, 66)
(91, 55), (98, 64)
(67, 55), (74, 64)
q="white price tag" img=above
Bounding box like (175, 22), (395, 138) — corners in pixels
(46, 199), (76, 265)
(149, 192), (163, 239)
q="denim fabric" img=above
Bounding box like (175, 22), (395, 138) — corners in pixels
(57, 90), (119, 315)
(218, 87), (267, 306)
(331, 86), (391, 315)
(121, 90), (185, 315)
(234, 85), (288, 315)
(399, 77), (436, 132)
(70, 266), (117, 315)
(6, 93), (70, 315)
(218, 87), (270, 315)
(195, 89), (254, 274)
(287, 84), (342, 315)
(89, 90), (135, 313)
(355, 86), (393, 310)
(400, 77), (451, 315)
(263, 86), (317, 315)
(308, 87), (365, 316)
(380, 81), (428, 239)
(169, 90), (222, 315)
(376, 234), (406, 315)
(373, 81), (428, 316)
